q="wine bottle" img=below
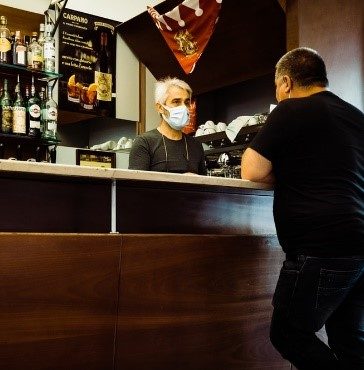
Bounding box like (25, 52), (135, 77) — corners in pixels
(43, 23), (55, 73)
(0, 78), (13, 133)
(94, 31), (112, 116)
(0, 16), (12, 64)
(28, 32), (43, 70)
(12, 30), (27, 66)
(12, 75), (27, 135)
(39, 86), (46, 135)
(43, 84), (58, 141)
(27, 76), (41, 138)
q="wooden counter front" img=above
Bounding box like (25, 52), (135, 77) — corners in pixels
(0, 161), (288, 369)
(0, 233), (288, 370)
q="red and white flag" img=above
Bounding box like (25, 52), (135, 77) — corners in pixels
(148, 0), (223, 74)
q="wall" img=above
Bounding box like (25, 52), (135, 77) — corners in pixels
(287, 0), (364, 111)
(145, 67), (161, 131)
(0, 0), (165, 21)
(196, 74), (276, 126)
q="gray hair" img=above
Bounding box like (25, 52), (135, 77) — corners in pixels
(155, 76), (192, 104)
(275, 47), (329, 88)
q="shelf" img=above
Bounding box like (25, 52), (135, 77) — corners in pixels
(204, 144), (247, 156)
(0, 133), (60, 146)
(0, 62), (62, 82)
(194, 124), (263, 145)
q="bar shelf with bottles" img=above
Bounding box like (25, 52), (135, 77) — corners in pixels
(0, 14), (60, 162)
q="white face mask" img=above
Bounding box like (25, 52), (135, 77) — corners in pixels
(162, 104), (189, 130)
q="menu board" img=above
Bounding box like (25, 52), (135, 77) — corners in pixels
(58, 9), (119, 117)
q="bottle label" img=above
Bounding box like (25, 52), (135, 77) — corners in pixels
(32, 48), (43, 69)
(1, 106), (12, 133)
(29, 104), (41, 118)
(44, 43), (55, 59)
(30, 120), (41, 129)
(95, 71), (112, 101)
(47, 121), (57, 131)
(47, 107), (58, 121)
(13, 107), (26, 134)
(0, 37), (11, 52)
(15, 45), (27, 65)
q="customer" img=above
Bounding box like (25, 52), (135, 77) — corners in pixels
(241, 47), (364, 369)
(128, 77), (206, 175)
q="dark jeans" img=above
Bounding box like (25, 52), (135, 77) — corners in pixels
(270, 255), (364, 370)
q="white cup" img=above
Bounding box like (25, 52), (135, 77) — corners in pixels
(124, 139), (133, 149)
(204, 127), (216, 135)
(204, 120), (215, 129)
(216, 122), (226, 132)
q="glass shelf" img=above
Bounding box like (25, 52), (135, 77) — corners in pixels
(0, 62), (62, 81)
(0, 132), (61, 146)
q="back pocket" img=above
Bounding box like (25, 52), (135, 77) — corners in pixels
(316, 268), (359, 310)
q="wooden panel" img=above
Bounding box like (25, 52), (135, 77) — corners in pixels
(115, 234), (290, 370)
(286, 0), (363, 110)
(0, 233), (122, 370)
(0, 174), (111, 232)
(0, 4), (44, 38)
(116, 181), (275, 235)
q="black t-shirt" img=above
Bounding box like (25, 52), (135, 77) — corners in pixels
(250, 91), (364, 256)
(128, 129), (207, 175)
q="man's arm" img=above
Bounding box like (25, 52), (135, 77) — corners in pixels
(241, 148), (275, 184)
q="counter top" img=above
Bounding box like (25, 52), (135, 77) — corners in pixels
(0, 160), (272, 190)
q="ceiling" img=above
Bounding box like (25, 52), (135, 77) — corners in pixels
(117, 0), (286, 95)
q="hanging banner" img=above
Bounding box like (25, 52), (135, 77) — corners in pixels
(148, 0), (223, 74)
(58, 9), (119, 117)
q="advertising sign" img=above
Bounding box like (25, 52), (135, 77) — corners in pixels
(58, 9), (119, 117)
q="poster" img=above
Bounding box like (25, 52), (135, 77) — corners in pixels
(58, 9), (119, 117)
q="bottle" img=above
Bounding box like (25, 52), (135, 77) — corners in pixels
(0, 16), (12, 64)
(43, 84), (57, 141)
(94, 31), (112, 115)
(0, 78), (13, 133)
(38, 23), (45, 48)
(27, 76), (41, 138)
(13, 30), (27, 66)
(12, 75), (27, 135)
(28, 32), (43, 70)
(39, 86), (46, 135)
(43, 23), (55, 73)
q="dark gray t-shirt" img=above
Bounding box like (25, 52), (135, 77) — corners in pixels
(128, 129), (207, 175)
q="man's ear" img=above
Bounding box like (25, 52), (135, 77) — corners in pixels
(156, 103), (164, 114)
(283, 75), (293, 93)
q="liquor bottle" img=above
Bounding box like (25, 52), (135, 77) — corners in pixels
(12, 30), (27, 66)
(43, 84), (57, 141)
(39, 86), (46, 135)
(27, 76), (41, 138)
(0, 16), (12, 64)
(43, 23), (55, 73)
(12, 75), (27, 135)
(0, 78), (13, 133)
(38, 23), (45, 48)
(94, 31), (112, 115)
(28, 32), (43, 70)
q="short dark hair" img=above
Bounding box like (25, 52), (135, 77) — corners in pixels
(275, 47), (329, 88)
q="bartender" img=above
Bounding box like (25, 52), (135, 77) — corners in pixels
(128, 77), (207, 175)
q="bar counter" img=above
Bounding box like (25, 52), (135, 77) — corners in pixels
(0, 160), (290, 369)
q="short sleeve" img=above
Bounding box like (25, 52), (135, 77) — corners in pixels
(128, 136), (151, 170)
(249, 101), (298, 161)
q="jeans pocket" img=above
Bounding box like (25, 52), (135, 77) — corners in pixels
(316, 268), (359, 310)
(272, 268), (299, 310)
